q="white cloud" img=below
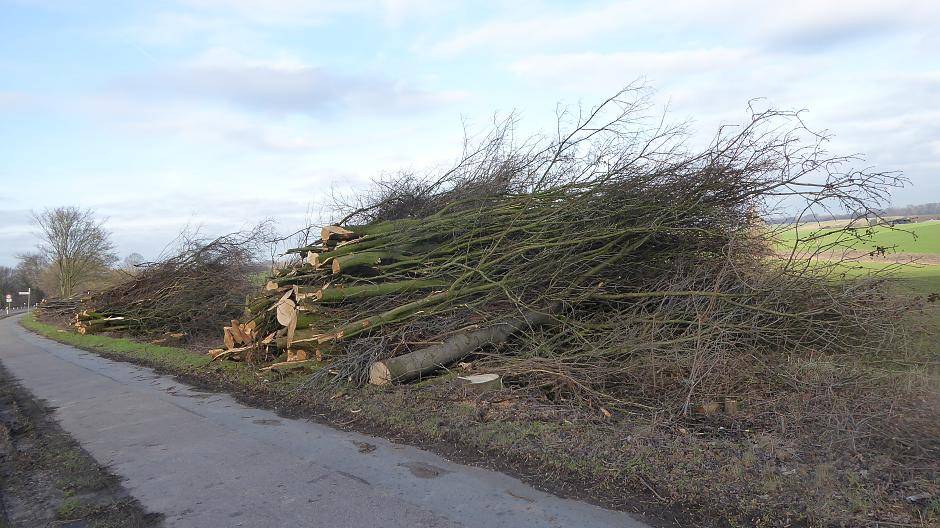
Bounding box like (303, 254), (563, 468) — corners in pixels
(125, 11), (255, 48)
(426, 0), (940, 57)
(428, 2), (634, 56)
(509, 48), (752, 85)
(172, 0), (357, 26)
(114, 49), (466, 118)
(167, 0), (448, 28)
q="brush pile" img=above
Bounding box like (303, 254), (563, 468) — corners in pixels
(36, 296), (88, 319)
(72, 228), (268, 341)
(215, 90), (917, 417)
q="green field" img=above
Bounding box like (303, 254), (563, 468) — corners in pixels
(774, 221), (940, 295)
(776, 221), (940, 254)
(836, 261), (940, 294)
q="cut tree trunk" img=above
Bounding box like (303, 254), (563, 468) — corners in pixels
(316, 279), (446, 303)
(456, 373), (503, 393)
(369, 307), (557, 385)
(223, 327), (235, 350)
(276, 299), (296, 327)
(321, 225), (358, 244)
(230, 319), (250, 344)
(330, 251), (394, 275)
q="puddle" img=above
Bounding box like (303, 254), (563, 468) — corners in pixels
(186, 387), (218, 394)
(400, 461), (451, 479)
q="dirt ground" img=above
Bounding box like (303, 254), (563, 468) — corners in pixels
(0, 361), (162, 527)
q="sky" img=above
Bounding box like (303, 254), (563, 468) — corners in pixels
(1, 0), (938, 266)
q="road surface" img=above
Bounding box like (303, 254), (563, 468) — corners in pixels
(0, 315), (647, 527)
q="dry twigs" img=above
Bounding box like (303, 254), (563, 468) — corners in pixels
(225, 89), (927, 440)
(72, 226), (269, 341)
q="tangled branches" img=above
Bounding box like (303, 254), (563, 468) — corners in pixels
(244, 87), (913, 399)
(78, 226), (270, 340)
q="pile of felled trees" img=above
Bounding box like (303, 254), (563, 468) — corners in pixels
(200, 88), (920, 426)
(210, 92), (911, 408)
(36, 297), (88, 319)
(71, 228), (268, 342)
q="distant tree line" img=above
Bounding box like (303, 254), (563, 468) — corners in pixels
(769, 202), (940, 224)
(884, 202), (940, 216)
(0, 263), (40, 306)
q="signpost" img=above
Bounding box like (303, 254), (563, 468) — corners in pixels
(17, 288), (30, 314)
(4, 293), (10, 314)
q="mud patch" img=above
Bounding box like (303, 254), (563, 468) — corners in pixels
(186, 386), (218, 394)
(353, 441), (376, 453)
(251, 418), (282, 426)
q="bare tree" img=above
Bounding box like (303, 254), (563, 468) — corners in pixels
(14, 252), (51, 299)
(123, 253), (145, 275)
(0, 266), (18, 297)
(32, 207), (117, 297)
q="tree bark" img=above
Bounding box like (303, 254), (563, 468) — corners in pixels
(330, 251), (396, 275)
(315, 279), (446, 303)
(369, 306), (557, 385)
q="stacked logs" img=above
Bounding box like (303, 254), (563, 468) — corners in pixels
(73, 310), (129, 334)
(36, 297), (88, 318)
(211, 178), (764, 384)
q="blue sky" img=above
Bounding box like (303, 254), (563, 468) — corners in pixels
(1, 0), (938, 265)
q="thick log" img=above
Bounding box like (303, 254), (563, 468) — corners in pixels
(369, 307), (557, 385)
(223, 327), (235, 350)
(230, 319), (250, 344)
(305, 252), (319, 267)
(330, 251), (393, 275)
(290, 284), (487, 348)
(289, 233), (383, 257)
(316, 280), (446, 303)
(287, 223), (399, 256)
(275, 299), (296, 327)
(321, 225), (358, 243)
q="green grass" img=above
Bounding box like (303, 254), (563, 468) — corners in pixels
(837, 261), (940, 294)
(21, 316), (209, 370)
(19, 315), (258, 386)
(776, 221), (940, 255)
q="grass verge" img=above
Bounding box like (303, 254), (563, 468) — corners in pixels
(20, 313), (940, 527)
(0, 358), (161, 527)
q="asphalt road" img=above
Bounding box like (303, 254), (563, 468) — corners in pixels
(0, 315), (648, 528)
